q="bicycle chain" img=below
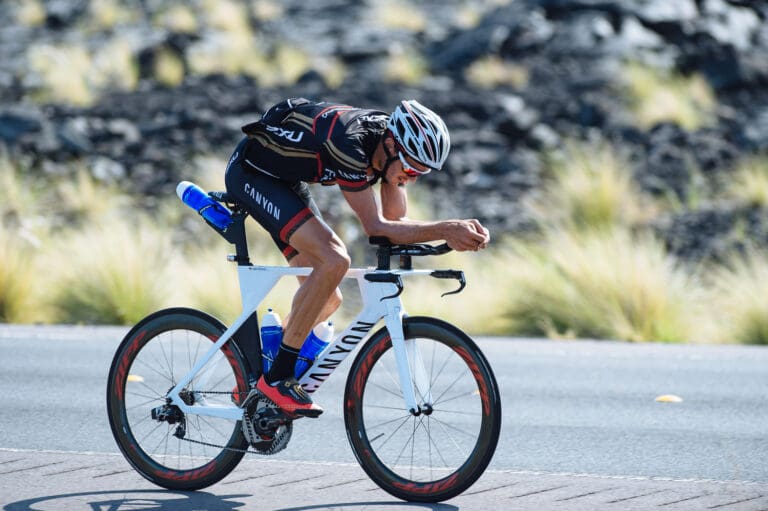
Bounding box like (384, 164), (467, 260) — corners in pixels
(177, 390), (290, 456)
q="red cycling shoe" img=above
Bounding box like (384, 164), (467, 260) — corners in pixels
(255, 375), (323, 418)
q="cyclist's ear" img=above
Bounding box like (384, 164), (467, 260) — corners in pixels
(383, 132), (397, 152)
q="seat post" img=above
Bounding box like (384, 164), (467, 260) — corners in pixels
(223, 212), (250, 265)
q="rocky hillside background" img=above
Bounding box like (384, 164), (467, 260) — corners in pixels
(2, 0), (768, 262)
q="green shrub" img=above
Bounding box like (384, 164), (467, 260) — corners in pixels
(53, 167), (133, 228)
(401, 248), (516, 335)
(465, 56), (529, 90)
(51, 216), (175, 324)
(384, 50), (428, 86)
(533, 142), (651, 231)
(0, 226), (40, 323)
(708, 249), (768, 345)
(624, 62), (716, 131)
(726, 156), (768, 208)
(375, 0), (425, 31)
(504, 227), (696, 342)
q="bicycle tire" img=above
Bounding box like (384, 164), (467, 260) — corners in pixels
(344, 316), (501, 502)
(106, 308), (249, 490)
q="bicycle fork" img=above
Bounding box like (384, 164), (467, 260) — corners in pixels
(384, 300), (434, 415)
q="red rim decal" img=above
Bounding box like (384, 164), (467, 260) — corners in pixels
(115, 330), (147, 401)
(454, 346), (491, 416)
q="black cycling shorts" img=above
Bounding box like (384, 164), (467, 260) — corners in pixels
(224, 138), (322, 260)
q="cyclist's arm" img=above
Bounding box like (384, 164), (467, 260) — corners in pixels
(342, 187), (489, 251)
(379, 179), (408, 221)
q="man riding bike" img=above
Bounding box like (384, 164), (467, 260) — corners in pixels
(224, 98), (490, 417)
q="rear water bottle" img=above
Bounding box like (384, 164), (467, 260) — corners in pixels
(295, 322), (334, 379)
(176, 181), (233, 231)
(260, 309), (283, 374)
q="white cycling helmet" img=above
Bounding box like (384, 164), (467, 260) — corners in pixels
(387, 99), (451, 171)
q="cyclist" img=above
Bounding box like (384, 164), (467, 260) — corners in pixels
(225, 98), (490, 418)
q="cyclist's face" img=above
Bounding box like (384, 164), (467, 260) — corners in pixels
(388, 162), (419, 186)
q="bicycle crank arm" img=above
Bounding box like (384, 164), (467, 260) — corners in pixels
(430, 270), (466, 296)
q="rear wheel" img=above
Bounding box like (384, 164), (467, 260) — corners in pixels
(344, 317), (501, 502)
(106, 308), (249, 490)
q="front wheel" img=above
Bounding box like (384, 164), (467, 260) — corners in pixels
(344, 317), (502, 502)
(106, 308), (249, 490)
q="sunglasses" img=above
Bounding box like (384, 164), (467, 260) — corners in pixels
(397, 150), (432, 177)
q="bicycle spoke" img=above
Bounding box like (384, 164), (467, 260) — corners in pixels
(136, 380), (167, 399)
(432, 365), (472, 406)
(144, 423), (170, 456)
(169, 333), (175, 385)
(433, 389), (479, 408)
(363, 412), (413, 431)
(132, 356), (174, 385)
(125, 395), (162, 410)
(158, 335), (175, 386)
(432, 414), (479, 439)
(391, 415), (419, 468)
(370, 412), (413, 452)
(429, 422), (469, 463)
(196, 413), (232, 443)
(186, 331), (193, 382)
(425, 417), (451, 468)
(366, 380), (404, 400)
(188, 416), (211, 459)
(208, 370), (233, 392)
(432, 407), (481, 417)
(127, 410), (154, 429)
(364, 404), (410, 412)
(428, 413), (433, 480)
(429, 346), (455, 392)
(378, 352), (404, 396)
(410, 416), (417, 480)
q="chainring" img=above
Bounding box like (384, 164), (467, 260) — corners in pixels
(241, 390), (293, 455)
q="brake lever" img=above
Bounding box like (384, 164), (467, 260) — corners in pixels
(430, 270), (466, 297)
(365, 273), (404, 300)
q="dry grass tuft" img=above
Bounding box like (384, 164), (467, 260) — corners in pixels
(624, 62), (716, 131)
(465, 56), (529, 90)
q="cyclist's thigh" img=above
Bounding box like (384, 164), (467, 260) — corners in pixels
(225, 146), (321, 260)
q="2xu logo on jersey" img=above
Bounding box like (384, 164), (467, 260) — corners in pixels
(266, 125), (304, 143)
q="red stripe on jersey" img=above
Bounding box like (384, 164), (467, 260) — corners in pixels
(327, 112), (341, 139)
(279, 208), (315, 243)
(316, 153), (323, 180)
(312, 105), (354, 134)
(282, 246), (299, 260)
(338, 179), (370, 192)
(312, 106), (337, 134)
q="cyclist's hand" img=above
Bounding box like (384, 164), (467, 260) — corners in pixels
(469, 219), (490, 250)
(445, 220), (490, 252)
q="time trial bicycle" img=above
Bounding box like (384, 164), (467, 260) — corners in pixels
(106, 183), (501, 502)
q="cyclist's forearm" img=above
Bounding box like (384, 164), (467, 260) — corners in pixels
(369, 218), (461, 244)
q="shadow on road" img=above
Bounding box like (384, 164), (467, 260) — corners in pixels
(2, 489), (249, 510)
(2, 490), (460, 511)
(276, 502), (459, 511)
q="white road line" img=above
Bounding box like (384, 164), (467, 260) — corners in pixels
(2, 447), (766, 487)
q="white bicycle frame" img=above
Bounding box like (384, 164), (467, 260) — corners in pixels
(166, 264), (435, 421)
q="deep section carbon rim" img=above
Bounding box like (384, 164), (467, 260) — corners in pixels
(345, 318), (501, 502)
(107, 309), (248, 489)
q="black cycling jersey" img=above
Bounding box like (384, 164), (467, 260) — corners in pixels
(225, 98), (389, 260)
(240, 98), (389, 192)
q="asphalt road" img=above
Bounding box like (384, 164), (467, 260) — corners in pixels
(1, 325), (768, 510)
